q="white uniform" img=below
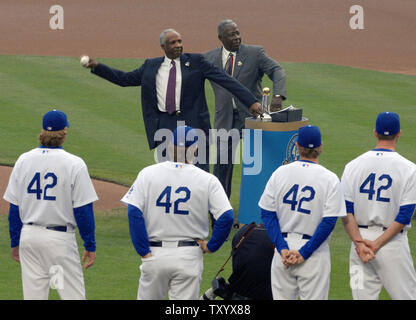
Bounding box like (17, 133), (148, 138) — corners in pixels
(341, 149), (416, 299)
(259, 160), (346, 300)
(121, 161), (232, 300)
(3, 147), (98, 300)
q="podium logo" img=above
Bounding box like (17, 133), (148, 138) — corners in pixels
(283, 133), (299, 165)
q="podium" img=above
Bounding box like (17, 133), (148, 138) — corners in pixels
(238, 117), (308, 225)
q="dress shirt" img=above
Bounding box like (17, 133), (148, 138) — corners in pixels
(156, 56), (182, 112)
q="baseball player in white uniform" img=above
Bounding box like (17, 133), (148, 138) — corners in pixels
(341, 111), (416, 300)
(121, 125), (234, 300)
(3, 109), (98, 300)
(259, 125), (346, 300)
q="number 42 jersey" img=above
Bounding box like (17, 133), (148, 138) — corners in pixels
(121, 161), (232, 242)
(3, 147), (98, 227)
(341, 149), (416, 228)
(259, 160), (346, 237)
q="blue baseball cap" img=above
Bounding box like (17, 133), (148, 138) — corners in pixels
(297, 125), (322, 148)
(42, 109), (70, 131)
(375, 111), (400, 136)
(172, 126), (198, 147)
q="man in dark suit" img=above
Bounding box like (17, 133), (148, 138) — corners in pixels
(205, 19), (287, 196)
(83, 29), (263, 172)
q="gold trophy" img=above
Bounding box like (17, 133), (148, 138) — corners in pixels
(260, 87), (272, 121)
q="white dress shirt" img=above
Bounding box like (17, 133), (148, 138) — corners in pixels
(156, 56), (182, 112)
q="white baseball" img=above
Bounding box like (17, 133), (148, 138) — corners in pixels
(80, 55), (90, 66)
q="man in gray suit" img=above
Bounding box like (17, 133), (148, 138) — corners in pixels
(205, 19), (287, 198)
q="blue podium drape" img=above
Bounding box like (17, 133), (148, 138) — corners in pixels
(238, 118), (308, 224)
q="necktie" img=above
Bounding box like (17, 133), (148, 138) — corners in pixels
(224, 53), (233, 76)
(166, 60), (176, 114)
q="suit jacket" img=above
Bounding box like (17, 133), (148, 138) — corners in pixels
(92, 53), (257, 149)
(204, 44), (287, 131)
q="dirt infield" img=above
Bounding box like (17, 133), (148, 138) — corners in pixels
(1, 0), (415, 213)
(1, 0), (415, 74)
(0, 166), (128, 215)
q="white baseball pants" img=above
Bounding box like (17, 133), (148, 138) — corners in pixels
(19, 224), (86, 300)
(349, 227), (416, 300)
(271, 233), (331, 300)
(137, 245), (203, 300)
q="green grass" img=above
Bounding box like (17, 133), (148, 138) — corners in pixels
(0, 208), (234, 300)
(1, 55), (416, 299)
(2, 211), (414, 299)
(2, 56), (416, 189)
(0, 55), (151, 185)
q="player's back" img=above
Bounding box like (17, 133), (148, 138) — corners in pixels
(342, 149), (416, 227)
(9, 147), (87, 227)
(265, 160), (343, 236)
(135, 161), (230, 241)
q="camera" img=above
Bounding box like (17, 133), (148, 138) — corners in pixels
(200, 287), (217, 300)
(200, 277), (232, 300)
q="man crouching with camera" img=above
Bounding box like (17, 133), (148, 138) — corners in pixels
(201, 223), (274, 300)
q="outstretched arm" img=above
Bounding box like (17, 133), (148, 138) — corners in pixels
(199, 55), (263, 116)
(84, 57), (144, 87)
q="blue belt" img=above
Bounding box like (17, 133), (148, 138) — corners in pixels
(282, 232), (311, 240)
(149, 240), (199, 247)
(27, 223), (67, 232)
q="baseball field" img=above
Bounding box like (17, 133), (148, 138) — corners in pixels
(1, 0), (416, 300)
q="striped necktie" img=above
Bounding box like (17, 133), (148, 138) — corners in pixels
(224, 52), (233, 76)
